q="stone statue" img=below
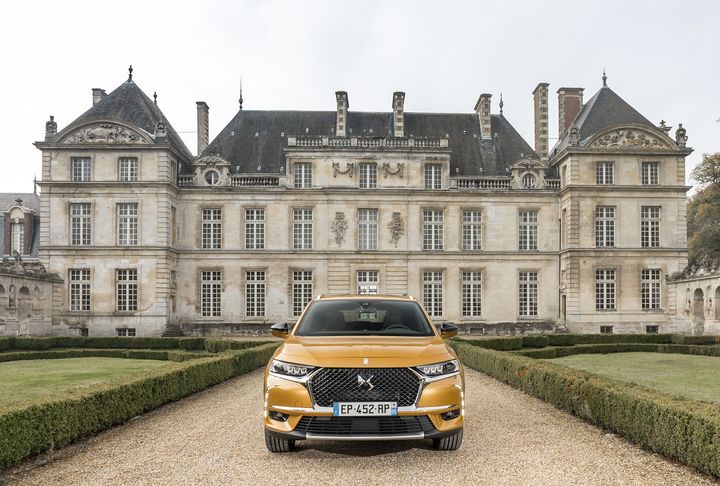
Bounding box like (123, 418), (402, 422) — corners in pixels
(568, 126), (580, 146)
(45, 115), (57, 141)
(675, 123), (688, 147)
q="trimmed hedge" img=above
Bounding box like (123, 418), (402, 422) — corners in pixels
(671, 335), (720, 345)
(9, 337), (184, 351)
(521, 335), (550, 348)
(0, 342), (279, 471)
(450, 340), (720, 478)
(204, 338), (274, 353)
(0, 338), (14, 352)
(514, 343), (662, 359)
(464, 336), (524, 351)
(546, 333), (674, 347)
(0, 348), (213, 364)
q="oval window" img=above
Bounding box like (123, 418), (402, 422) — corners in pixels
(205, 170), (220, 185)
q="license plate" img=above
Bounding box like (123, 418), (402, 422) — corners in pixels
(333, 402), (398, 416)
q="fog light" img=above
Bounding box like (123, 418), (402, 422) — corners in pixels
(441, 409), (461, 421)
(269, 411), (289, 422)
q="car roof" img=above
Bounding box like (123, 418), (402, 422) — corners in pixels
(315, 294), (415, 301)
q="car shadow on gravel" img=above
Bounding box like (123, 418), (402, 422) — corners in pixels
(296, 440), (433, 457)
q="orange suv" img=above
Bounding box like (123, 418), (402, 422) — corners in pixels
(263, 295), (464, 452)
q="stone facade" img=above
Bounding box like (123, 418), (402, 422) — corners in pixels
(27, 70), (693, 337)
(667, 271), (720, 335)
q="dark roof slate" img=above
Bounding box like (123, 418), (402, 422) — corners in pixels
(60, 80), (193, 161)
(552, 85), (656, 155)
(204, 110), (536, 177)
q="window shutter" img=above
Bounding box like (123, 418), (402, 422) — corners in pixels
(3, 216), (10, 256)
(23, 213), (34, 255)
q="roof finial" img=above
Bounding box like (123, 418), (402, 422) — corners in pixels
(602, 68), (607, 87)
(238, 77), (244, 110)
(128, 65), (133, 81)
(499, 92), (504, 115)
(153, 91), (157, 104)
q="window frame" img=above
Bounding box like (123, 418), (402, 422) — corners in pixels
(518, 270), (539, 318)
(641, 268), (662, 311)
(200, 269), (222, 318)
(422, 209), (444, 251)
(116, 202), (139, 246)
(70, 157), (92, 182)
(245, 270), (266, 318)
(293, 162), (313, 189)
(244, 208), (266, 250)
(596, 161), (614, 185)
(641, 161), (660, 185)
(69, 202), (92, 246)
(68, 268), (91, 312)
(10, 222), (24, 255)
(461, 270), (482, 318)
(594, 206), (615, 248)
(461, 209), (482, 251)
(201, 208), (223, 250)
(422, 270), (444, 318)
(595, 269), (617, 311)
(292, 270), (313, 317)
(115, 268), (139, 312)
(357, 208), (379, 251)
(359, 162), (378, 189)
(292, 208), (313, 250)
(424, 164), (442, 190)
(640, 206), (661, 248)
(118, 157), (139, 182)
(518, 209), (539, 251)
(356, 270), (379, 295)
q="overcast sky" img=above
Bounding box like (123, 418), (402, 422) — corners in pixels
(1, 0), (718, 193)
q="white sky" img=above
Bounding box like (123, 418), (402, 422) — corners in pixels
(1, 0), (718, 193)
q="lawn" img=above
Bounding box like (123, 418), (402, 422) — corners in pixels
(548, 352), (720, 405)
(0, 357), (179, 409)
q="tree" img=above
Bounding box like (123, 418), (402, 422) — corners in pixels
(687, 152), (720, 272)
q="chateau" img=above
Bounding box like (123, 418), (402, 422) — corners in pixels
(0, 68), (702, 336)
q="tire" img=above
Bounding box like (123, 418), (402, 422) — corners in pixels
(432, 428), (463, 451)
(265, 429), (296, 453)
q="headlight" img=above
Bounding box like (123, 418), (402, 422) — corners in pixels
(416, 360), (459, 377)
(270, 359), (315, 377)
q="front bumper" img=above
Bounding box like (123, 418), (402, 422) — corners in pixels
(264, 371), (464, 441)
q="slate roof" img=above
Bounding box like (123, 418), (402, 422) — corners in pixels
(58, 79), (193, 161)
(551, 85), (656, 156)
(0, 193), (40, 258)
(204, 110), (536, 177)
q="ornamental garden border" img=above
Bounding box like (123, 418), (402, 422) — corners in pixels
(449, 334), (720, 478)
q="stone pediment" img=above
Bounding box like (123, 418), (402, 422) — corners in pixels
(587, 127), (673, 150)
(193, 154), (230, 168)
(511, 156), (547, 170)
(60, 123), (150, 145)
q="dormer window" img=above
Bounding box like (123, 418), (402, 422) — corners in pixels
(205, 170), (220, 185)
(11, 223), (24, 254)
(522, 174), (536, 188)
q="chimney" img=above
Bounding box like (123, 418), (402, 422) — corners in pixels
(557, 87), (584, 137)
(392, 92), (405, 137)
(532, 83), (550, 160)
(196, 101), (209, 155)
(335, 91), (348, 137)
(92, 88), (106, 106)
(474, 94), (492, 139)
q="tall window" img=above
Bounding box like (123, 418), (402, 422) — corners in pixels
(522, 174), (536, 188)
(71, 157), (91, 182)
(641, 269), (661, 310)
(422, 210), (444, 250)
(70, 203), (92, 246)
(117, 203), (138, 246)
(358, 209), (378, 250)
(116, 269), (138, 312)
(462, 210), (482, 250)
(202, 208), (222, 250)
(595, 269), (616, 310)
(11, 223), (24, 254)
(171, 206), (177, 246)
(461, 271), (482, 317)
(118, 157), (139, 182)
(357, 271), (379, 294)
(292, 270), (313, 316)
(293, 163), (312, 189)
(359, 163), (377, 189)
(422, 271), (443, 317)
(292, 209), (313, 250)
(518, 210), (538, 251)
(201, 270), (222, 317)
(424, 164), (442, 190)
(245, 209), (265, 250)
(595, 206), (615, 247)
(596, 162), (614, 185)
(641, 162), (659, 185)
(641, 206), (660, 248)
(69, 269), (90, 311)
(245, 270), (266, 317)
(518, 271), (539, 317)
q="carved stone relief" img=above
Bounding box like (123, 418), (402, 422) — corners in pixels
(589, 129), (668, 150)
(62, 123), (148, 144)
(331, 212), (348, 246)
(382, 162), (404, 178)
(332, 162), (354, 177)
(388, 212), (404, 247)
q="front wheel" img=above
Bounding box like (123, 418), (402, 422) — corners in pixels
(265, 429), (296, 452)
(432, 428), (463, 451)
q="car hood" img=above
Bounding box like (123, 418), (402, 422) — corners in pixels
(276, 335), (455, 368)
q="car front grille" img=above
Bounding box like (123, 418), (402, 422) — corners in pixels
(308, 368), (422, 407)
(296, 415), (435, 436)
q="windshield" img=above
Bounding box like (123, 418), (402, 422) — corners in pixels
(295, 299), (435, 337)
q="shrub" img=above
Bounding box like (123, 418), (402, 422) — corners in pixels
(0, 338), (14, 352)
(546, 334), (673, 347)
(521, 335), (550, 348)
(658, 344), (720, 357)
(670, 335), (719, 345)
(0, 342), (280, 471)
(178, 338), (207, 351)
(450, 340), (720, 478)
(463, 337), (523, 351)
(10, 337), (183, 351)
(515, 343), (661, 359)
(204, 338), (274, 353)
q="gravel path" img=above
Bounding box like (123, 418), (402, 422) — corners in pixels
(2, 368), (716, 486)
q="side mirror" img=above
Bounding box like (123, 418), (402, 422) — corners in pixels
(439, 322), (458, 339)
(270, 322), (290, 339)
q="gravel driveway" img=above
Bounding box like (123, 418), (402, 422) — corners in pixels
(2, 368), (716, 486)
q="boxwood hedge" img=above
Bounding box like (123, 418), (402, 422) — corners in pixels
(450, 340), (720, 477)
(0, 342), (279, 471)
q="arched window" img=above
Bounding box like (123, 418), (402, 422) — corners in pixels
(205, 170), (220, 185)
(522, 173), (536, 188)
(0, 284), (5, 296)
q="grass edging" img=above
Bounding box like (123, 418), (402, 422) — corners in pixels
(449, 340), (720, 478)
(0, 342), (279, 471)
